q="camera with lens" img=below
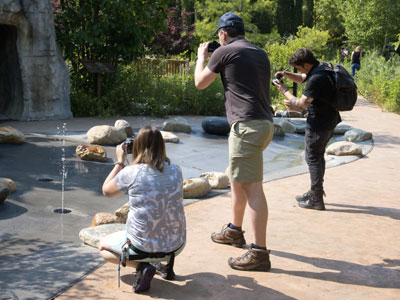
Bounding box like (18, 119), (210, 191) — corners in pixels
(272, 73), (284, 86)
(208, 41), (221, 52)
(123, 137), (135, 154)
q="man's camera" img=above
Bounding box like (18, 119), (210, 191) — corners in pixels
(272, 79), (282, 85)
(123, 137), (134, 154)
(208, 41), (221, 52)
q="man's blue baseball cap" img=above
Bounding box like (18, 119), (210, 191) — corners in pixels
(215, 11), (244, 35)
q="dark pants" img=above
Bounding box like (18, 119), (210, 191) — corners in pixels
(305, 128), (334, 192)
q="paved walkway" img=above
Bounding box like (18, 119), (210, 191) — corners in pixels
(47, 98), (400, 299)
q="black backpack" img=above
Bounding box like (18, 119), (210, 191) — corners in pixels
(318, 63), (358, 111)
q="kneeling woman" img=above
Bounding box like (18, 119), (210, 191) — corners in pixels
(100, 126), (186, 293)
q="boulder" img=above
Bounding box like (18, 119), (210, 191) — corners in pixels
(201, 117), (230, 136)
(286, 118), (307, 133)
(273, 124), (285, 137)
(326, 141), (363, 156)
(160, 131), (180, 143)
(0, 178), (16, 193)
(87, 125), (127, 145)
(200, 172), (230, 189)
(115, 119), (134, 138)
(91, 212), (121, 226)
(0, 126), (25, 144)
(288, 111), (304, 118)
(115, 203), (129, 224)
(0, 187), (9, 206)
(334, 123), (353, 134)
(162, 117), (191, 133)
(76, 144), (107, 162)
(345, 129), (373, 142)
(273, 118), (296, 133)
(79, 224), (126, 248)
(183, 177), (211, 199)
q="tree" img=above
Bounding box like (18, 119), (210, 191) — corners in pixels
(340, 0), (400, 50)
(195, 0), (277, 47)
(150, 6), (196, 57)
(314, 0), (345, 45)
(302, 0), (313, 28)
(54, 0), (168, 93)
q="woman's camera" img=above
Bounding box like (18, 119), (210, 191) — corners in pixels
(123, 137), (135, 154)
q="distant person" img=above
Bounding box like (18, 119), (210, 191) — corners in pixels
(99, 126), (186, 293)
(273, 48), (341, 211)
(340, 46), (349, 63)
(194, 11), (274, 271)
(351, 46), (362, 76)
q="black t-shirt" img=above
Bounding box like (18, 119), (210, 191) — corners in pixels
(207, 38), (274, 125)
(303, 63), (342, 131)
(352, 52), (361, 64)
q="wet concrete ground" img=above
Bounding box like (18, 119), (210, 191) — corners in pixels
(0, 111), (373, 299)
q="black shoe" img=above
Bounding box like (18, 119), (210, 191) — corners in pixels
(298, 199), (325, 210)
(295, 190), (312, 202)
(152, 262), (175, 280)
(133, 262), (156, 293)
(298, 190), (325, 210)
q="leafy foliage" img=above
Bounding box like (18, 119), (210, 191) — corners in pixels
(194, 0), (276, 46)
(71, 62), (225, 117)
(54, 0), (168, 95)
(150, 6), (196, 57)
(340, 0), (400, 50)
(356, 52), (400, 113)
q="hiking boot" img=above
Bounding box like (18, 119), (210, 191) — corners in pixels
(133, 262), (156, 293)
(211, 224), (246, 248)
(151, 262), (175, 280)
(298, 190), (325, 211)
(228, 247), (271, 271)
(295, 190), (312, 202)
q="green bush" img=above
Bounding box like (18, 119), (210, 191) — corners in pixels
(71, 61), (225, 117)
(356, 51), (400, 113)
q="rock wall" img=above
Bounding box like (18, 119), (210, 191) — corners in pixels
(0, 0), (72, 120)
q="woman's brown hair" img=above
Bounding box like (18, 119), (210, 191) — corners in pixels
(131, 126), (170, 172)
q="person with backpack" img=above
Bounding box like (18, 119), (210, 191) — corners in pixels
(273, 48), (342, 210)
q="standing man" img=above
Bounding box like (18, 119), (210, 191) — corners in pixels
(194, 11), (274, 271)
(273, 48), (341, 210)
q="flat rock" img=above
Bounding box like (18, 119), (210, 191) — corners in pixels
(0, 178), (16, 193)
(76, 144), (107, 162)
(334, 123), (353, 134)
(200, 172), (230, 189)
(326, 141), (363, 156)
(201, 117), (230, 136)
(87, 125), (127, 145)
(91, 212), (122, 226)
(183, 177), (211, 199)
(160, 131), (180, 143)
(79, 223), (126, 248)
(162, 117), (191, 133)
(273, 118), (296, 133)
(345, 128), (373, 142)
(0, 126), (25, 144)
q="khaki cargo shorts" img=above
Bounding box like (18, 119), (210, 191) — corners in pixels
(228, 119), (274, 183)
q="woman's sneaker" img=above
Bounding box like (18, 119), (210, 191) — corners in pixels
(133, 262), (156, 293)
(228, 248), (271, 271)
(211, 224), (246, 248)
